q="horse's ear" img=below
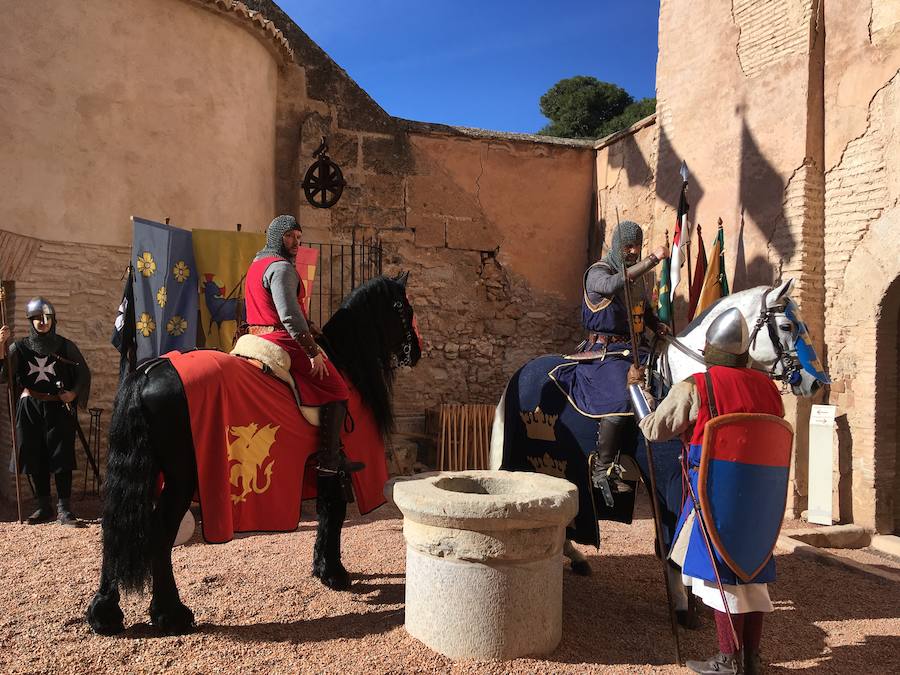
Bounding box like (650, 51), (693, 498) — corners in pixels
(395, 270), (409, 288)
(766, 278), (794, 307)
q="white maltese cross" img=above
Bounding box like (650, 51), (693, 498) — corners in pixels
(27, 356), (57, 384)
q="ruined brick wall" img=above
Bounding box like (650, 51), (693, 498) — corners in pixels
(823, 0), (900, 531)
(647, 0), (827, 515)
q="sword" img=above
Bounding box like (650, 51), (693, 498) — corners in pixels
(617, 207), (683, 666)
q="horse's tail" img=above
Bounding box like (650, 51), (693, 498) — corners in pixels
(102, 370), (158, 591)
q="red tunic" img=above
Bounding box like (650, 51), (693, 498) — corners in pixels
(245, 256), (349, 405)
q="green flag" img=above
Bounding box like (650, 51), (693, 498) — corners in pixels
(657, 255), (672, 324)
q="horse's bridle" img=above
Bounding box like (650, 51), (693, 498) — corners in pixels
(392, 299), (416, 367)
(747, 288), (803, 390)
(656, 288), (803, 391)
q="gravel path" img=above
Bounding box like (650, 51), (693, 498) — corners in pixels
(0, 495), (897, 674)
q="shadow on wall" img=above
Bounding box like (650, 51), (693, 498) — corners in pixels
(593, 132), (658, 261)
(737, 111), (794, 288)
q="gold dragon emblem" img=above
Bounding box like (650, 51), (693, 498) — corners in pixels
(227, 422), (279, 504)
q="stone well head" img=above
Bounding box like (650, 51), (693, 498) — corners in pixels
(388, 470), (579, 661)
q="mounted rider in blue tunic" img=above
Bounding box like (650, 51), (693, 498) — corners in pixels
(552, 220), (669, 499)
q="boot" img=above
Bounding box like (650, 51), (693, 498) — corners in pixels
(56, 498), (84, 528)
(593, 419), (633, 494)
(743, 650), (763, 675)
(27, 496), (54, 525)
(686, 652), (743, 674)
(316, 401), (363, 502)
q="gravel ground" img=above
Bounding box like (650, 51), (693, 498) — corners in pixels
(0, 494), (897, 674)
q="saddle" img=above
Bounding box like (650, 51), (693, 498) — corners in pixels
(230, 334), (322, 427)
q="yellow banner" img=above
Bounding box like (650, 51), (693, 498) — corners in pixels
(192, 230), (265, 351)
(695, 236), (723, 316)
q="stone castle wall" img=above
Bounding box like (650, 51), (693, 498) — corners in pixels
(593, 0), (899, 530)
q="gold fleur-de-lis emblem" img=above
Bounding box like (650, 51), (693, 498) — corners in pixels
(136, 312), (156, 337)
(157, 286), (167, 308)
(173, 261), (190, 283)
(166, 315), (188, 336)
(136, 252), (157, 277)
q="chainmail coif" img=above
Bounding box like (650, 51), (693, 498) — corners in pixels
(256, 215), (301, 261)
(603, 220), (644, 273)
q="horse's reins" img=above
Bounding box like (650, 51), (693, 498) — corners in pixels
(654, 286), (803, 390)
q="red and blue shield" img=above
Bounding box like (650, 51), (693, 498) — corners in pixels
(698, 413), (794, 582)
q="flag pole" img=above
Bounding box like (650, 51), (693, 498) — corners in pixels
(0, 280), (23, 523)
(618, 208), (683, 666)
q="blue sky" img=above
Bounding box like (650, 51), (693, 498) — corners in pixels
(276, 1), (660, 134)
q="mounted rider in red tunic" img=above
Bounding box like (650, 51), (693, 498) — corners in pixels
(244, 215), (355, 493)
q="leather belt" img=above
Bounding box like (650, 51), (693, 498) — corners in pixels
(587, 333), (629, 349)
(248, 325), (279, 336)
(21, 388), (63, 403)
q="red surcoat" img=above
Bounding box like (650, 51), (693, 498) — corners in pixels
(245, 256), (348, 405)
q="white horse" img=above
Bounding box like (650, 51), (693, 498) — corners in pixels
(488, 279), (827, 591)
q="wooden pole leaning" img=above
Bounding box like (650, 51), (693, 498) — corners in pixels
(617, 210), (682, 665)
(0, 282), (23, 523)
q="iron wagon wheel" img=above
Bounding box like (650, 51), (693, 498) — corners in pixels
(302, 157), (345, 209)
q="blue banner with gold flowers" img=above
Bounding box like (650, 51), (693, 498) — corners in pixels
(131, 216), (198, 363)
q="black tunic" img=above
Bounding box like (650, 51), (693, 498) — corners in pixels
(2, 338), (90, 474)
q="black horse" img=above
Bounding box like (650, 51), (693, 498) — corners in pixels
(86, 273), (420, 635)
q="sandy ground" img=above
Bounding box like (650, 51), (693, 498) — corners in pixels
(0, 493), (897, 674)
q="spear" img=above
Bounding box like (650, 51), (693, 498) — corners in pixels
(0, 279), (23, 523)
(617, 207), (683, 665)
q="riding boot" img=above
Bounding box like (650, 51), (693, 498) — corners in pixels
(57, 498), (84, 528)
(592, 417), (633, 495)
(316, 401), (361, 503)
(27, 495), (54, 525)
(685, 652), (743, 674)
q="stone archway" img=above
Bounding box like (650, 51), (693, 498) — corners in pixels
(825, 207), (900, 532)
(877, 275), (900, 534)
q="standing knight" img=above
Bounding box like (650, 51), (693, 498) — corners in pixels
(0, 298), (91, 526)
(635, 308), (785, 674)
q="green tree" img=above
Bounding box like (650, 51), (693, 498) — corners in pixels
(596, 97), (657, 138)
(537, 75), (655, 139)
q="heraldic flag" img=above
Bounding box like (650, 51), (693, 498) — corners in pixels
(657, 248), (673, 325)
(294, 246), (318, 317)
(131, 217), (198, 364)
(695, 223), (730, 316)
(669, 178), (690, 305)
(192, 230), (265, 351)
(688, 223), (708, 321)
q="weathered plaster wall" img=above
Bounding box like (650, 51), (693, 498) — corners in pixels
(594, 118), (658, 260)
(823, 0), (900, 531)
(0, 0), (596, 504)
(243, 0), (597, 411)
(0, 0), (281, 246)
(650, 0), (826, 515)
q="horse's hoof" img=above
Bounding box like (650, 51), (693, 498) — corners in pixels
(571, 560), (593, 577)
(86, 594), (125, 636)
(313, 564), (352, 591)
(150, 602), (195, 635)
(676, 609), (702, 630)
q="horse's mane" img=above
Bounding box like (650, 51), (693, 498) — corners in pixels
(321, 275), (405, 437)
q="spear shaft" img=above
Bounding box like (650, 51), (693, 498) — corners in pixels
(0, 280), (23, 523)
